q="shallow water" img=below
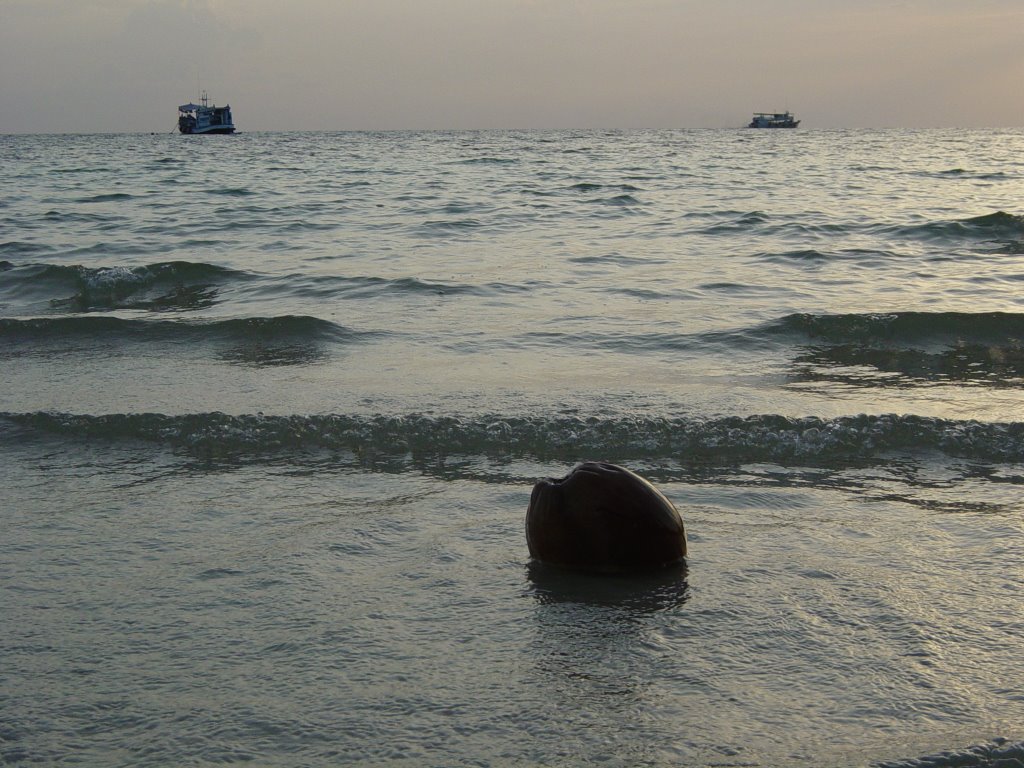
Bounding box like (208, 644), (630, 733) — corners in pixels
(2, 129), (1024, 766)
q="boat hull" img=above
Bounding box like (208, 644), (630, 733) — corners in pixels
(748, 112), (800, 129)
(179, 126), (236, 135)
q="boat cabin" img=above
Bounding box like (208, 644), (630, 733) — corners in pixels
(178, 92), (235, 134)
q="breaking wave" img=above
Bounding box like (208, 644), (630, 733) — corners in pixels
(3, 411), (1022, 464)
(0, 260), (246, 312)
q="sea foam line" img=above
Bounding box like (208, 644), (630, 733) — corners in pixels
(3, 412), (1023, 463)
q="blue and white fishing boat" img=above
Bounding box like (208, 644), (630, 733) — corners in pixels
(178, 92), (235, 134)
(748, 111), (800, 129)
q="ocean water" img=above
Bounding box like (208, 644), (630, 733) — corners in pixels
(2, 128), (1024, 767)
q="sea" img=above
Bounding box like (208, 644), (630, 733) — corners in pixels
(2, 128), (1023, 768)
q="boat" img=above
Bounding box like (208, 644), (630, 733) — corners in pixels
(748, 111), (799, 129)
(177, 92), (235, 134)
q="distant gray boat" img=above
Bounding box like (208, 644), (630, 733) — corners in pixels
(178, 92), (235, 134)
(748, 111), (800, 129)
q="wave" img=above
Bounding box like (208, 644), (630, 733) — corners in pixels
(768, 312), (1024, 386)
(418, 218), (484, 234)
(0, 314), (364, 346)
(792, 344), (1024, 388)
(570, 253), (667, 267)
(0, 260), (536, 311)
(457, 311), (1024, 387)
(694, 210), (1024, 245)
(916, 168), (1010, 181)
(757, 248), (832, 264)
(888, 211), (1024, 241)
(0, 241), (54, 256)
(695, 211), (770, 234)
(876, 738), (1024, 768)
(595, 193), (643, 207)
(568, 182), (641, 193)
(290, 273), (527, 299)
(755, 247), (903, 266)
(205, 187), (256, 197)
(75, 192), (134, 203)
(42, 209), (123, 224)
(0, 260), (247, 312)
(466, 311), (1024, 355)
(453, 156), (518, 165)
(437, 311), (1024, 390)
(3, 411), (1023, 464)
(0, 314), (371, 367)
(769, 311), (1024, 345)
(48, 165), (112, 175)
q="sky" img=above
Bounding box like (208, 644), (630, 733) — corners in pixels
(1, 0), (1023, 133)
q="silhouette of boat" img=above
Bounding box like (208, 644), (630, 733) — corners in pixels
(748, 111), (799, 129)
(178, 92), (235, 134)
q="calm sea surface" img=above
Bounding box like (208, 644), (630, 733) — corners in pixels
(2, 129), (1024, 767)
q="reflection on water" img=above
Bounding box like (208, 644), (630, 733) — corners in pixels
(527, 561), (691, 612)
(525, 562), (690, 722)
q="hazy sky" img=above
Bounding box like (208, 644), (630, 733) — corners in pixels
(2, 0), (1022, 132)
